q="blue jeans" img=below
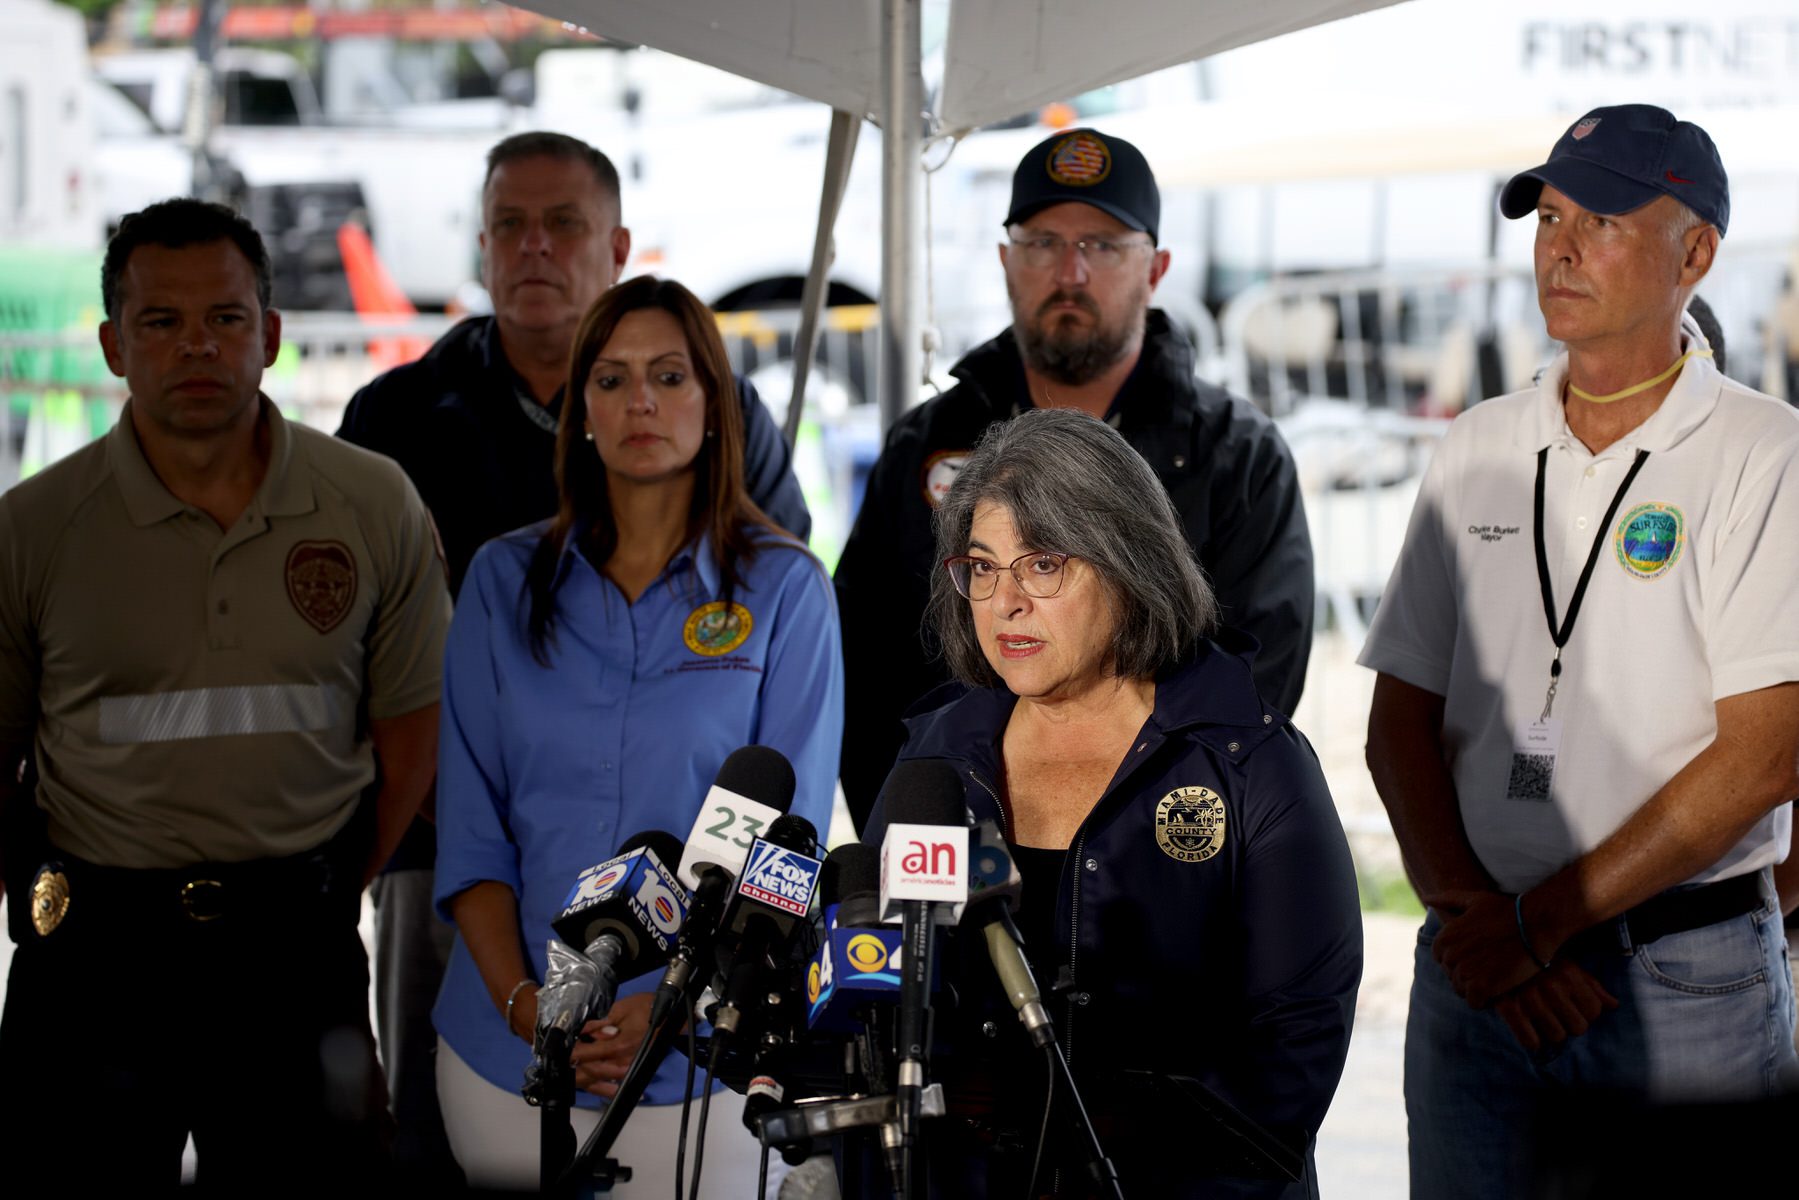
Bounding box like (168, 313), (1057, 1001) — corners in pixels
(1405, 874), (1796, 1200)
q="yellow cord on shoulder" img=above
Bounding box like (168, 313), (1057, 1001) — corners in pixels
(1568, 348), (1712, 404)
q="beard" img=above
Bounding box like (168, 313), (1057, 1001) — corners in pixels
(1011, 286), (1146, 386)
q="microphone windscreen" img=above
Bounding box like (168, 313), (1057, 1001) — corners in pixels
(714, 745), (797, 813)
(765, 813), (819, 857)
(883, 759), (966, 829)
(825, 843), (880, 907)
(619, 829), (684, 869)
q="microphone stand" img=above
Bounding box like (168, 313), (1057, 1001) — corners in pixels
(538, 1045), (578, 1198)
(557, 991), (689, 1191)
(894, 899), (935, 1200)
(1044, 1039), (1126, 1200)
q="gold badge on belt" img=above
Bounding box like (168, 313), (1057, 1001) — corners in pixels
(1154, 786), (1228, 864)
(29, 864), (70, 936)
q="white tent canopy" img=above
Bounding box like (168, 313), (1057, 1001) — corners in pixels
(508, 0), (1412, 428)
(515, 0), (1405, 133)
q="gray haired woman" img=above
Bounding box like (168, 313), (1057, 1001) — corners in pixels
(864, 408), (1361, 1198)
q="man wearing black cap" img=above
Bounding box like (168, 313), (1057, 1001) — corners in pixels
(834, 128), (1313, 828)
(1362, 105), (1799, 1196)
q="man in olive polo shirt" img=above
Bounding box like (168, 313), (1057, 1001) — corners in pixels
(0, 199), (450, 1188)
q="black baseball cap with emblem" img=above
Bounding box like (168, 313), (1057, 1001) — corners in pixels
(1499, 104), (1729, 236)
(1005, 127), (1161, 245)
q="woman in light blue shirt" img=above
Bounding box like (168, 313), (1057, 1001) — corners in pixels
(431, 276), (842, 1192)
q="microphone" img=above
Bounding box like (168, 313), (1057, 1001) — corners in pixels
(676, 745), (796, 888)
(961, 818), (1054, 1049)
(529, 938), (605, 1101)
(709, 813), (823, 1045)
(878, 759), (970, 1180)
(552, 829), (689, 970)
(531, 831), (689, 1088)
(562, 748), (799, 1190)
(651, 746), (797, 1030)
(806, 844), (903, 1033)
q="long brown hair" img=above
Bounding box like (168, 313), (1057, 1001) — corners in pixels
(524, 275), (778, 661)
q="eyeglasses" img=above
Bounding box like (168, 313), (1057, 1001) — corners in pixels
(1006, 233), (1151, 272)
(943, 552), (1073, 601)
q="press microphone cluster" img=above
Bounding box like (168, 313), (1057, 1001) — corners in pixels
(543, 748), (1116, 1200)
(557, 745), (807, 1191)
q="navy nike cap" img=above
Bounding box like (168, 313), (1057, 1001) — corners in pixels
(1005, 128), (1160, 245)
(1499, 104), (1728, 236)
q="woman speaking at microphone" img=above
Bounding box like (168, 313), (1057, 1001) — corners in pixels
(863, 409), (1361, 1198)
(432, 276), (842, 1192)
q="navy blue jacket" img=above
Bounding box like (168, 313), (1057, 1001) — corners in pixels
(862, 639), (1361, 1198)
(836, 311), (1314, 832)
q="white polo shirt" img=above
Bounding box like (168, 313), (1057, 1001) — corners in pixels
(1360, 350), (1799, 894)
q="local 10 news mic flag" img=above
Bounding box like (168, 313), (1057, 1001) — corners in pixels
(535, 830), (691, 1067)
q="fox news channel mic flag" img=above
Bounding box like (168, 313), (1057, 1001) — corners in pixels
(735, 835), (825, 919)
(710, 815), (823, 1043)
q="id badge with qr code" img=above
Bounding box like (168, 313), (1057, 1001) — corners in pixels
(1505, 718), (1562, 803)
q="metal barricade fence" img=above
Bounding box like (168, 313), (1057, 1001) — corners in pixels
(1216, 264), (1551, 417)
(0, 308), (891, 563)
(1212, 244), (1796, 417)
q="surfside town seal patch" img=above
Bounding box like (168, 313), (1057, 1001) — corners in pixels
(1614, 502), (1685, 580)
(683, 601), (754, 657)
(286, 541), (358, 633)
(1154, 786), (1227, 864)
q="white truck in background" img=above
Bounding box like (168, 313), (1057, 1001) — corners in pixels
(0, 0), (99, 250)
(90, 45), (492, 309)
(80, 0), (1798, 344)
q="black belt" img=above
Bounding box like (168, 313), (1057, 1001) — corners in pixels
(29, 844), (345, 938)
(1604, 871), (1767, 951)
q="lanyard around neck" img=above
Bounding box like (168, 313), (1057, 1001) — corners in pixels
(1531, 445), (1650, 718)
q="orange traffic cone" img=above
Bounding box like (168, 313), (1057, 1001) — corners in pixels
(338, 221), (430, 371)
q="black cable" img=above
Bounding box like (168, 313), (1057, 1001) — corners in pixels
(686, 1040), (722, 1200)
(1024, 1044), (1056, 1200)
(758, 1143), (771, 1200)
(675, 996), (699, 1200)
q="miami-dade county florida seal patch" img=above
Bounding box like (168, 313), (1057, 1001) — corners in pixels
(920, 450), (969, 509)
(1614, 502), (1685, 580)
(683, 601), (754, 656)
(1046, 131), (1112, 186)
(286, 541), (358, 633)
(1155, 786), (1227, 863)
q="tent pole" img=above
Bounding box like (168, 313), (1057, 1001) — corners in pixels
(879, 0), (924, 433)
(785, 109), (862, 448)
